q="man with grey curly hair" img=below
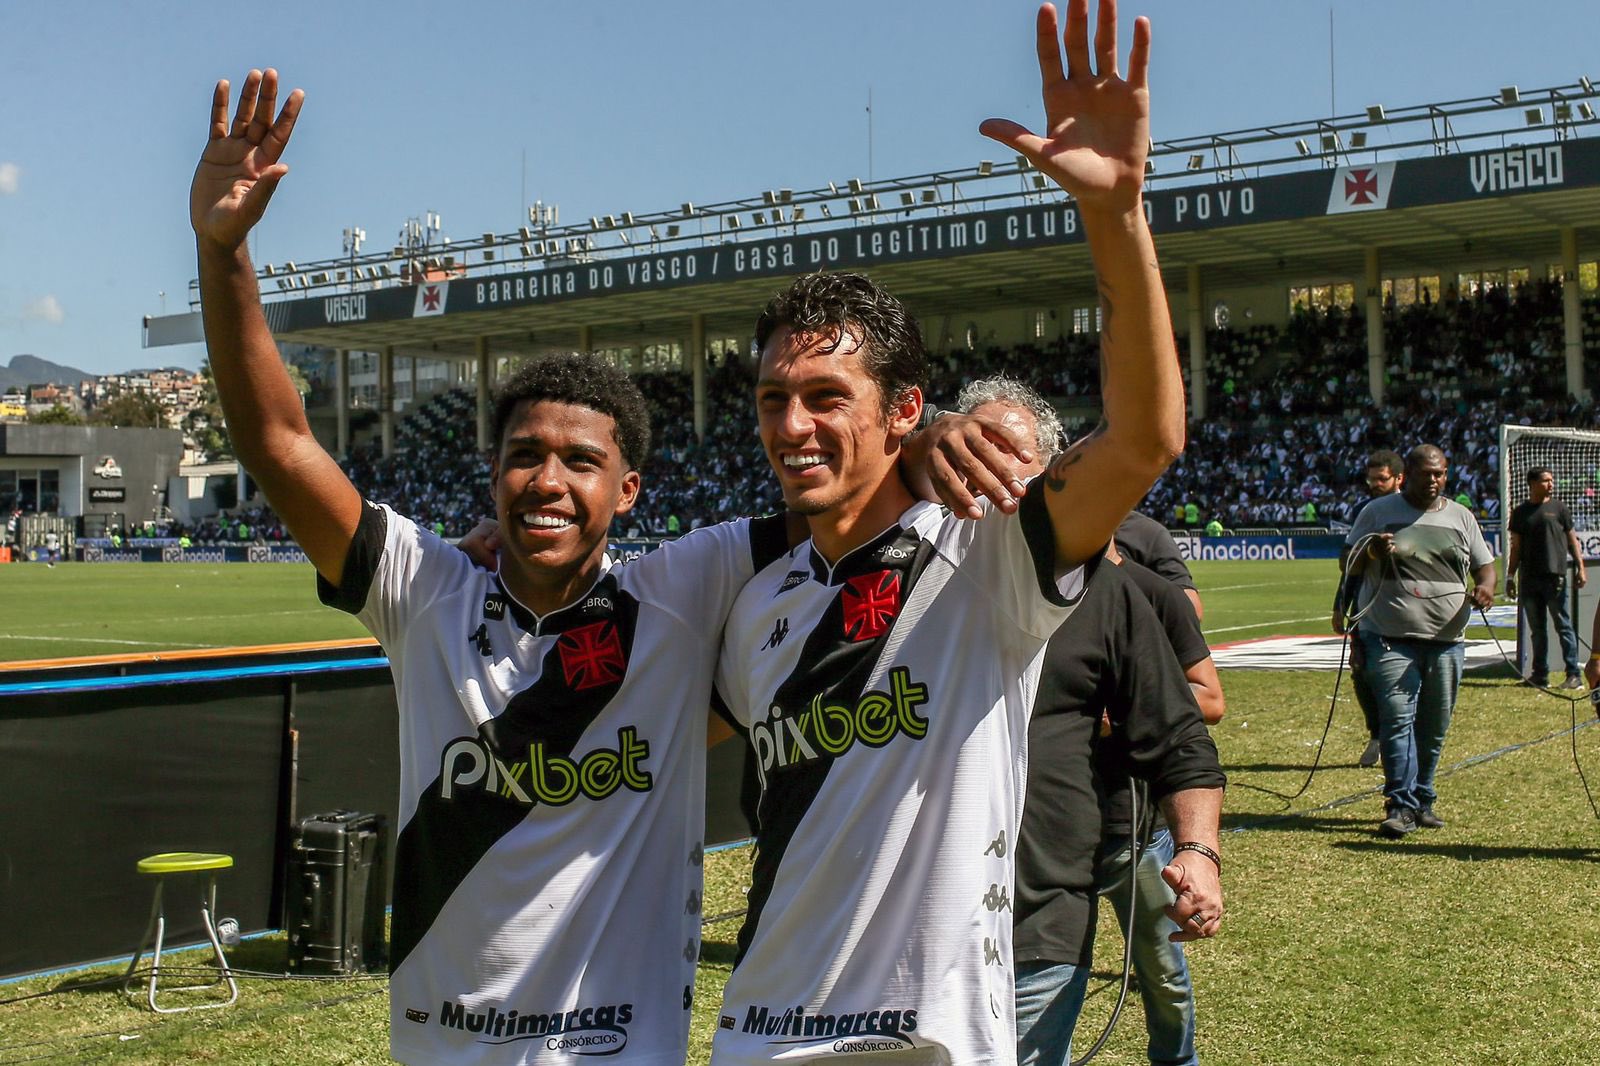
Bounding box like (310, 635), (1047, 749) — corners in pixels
(953, 376), (1066, 465)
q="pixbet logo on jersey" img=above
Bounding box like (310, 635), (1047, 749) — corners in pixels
(439, 728), (653, 806)
(749, 666), (929, 787)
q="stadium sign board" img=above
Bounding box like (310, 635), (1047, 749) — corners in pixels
(262, 138), (1600, 335)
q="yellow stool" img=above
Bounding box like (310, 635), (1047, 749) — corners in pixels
(121, 853), (240, 1013)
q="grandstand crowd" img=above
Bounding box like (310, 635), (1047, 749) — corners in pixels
(301, 282), (1599, 539)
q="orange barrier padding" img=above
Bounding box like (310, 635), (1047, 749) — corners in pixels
(0, 637), (382, 673)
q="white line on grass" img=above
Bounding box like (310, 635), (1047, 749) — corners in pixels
(1205, 615), (1329, 635)
(0, 634), (227, 648)
(1199, 582), (1279, 593)
(12, 608), (330, 631)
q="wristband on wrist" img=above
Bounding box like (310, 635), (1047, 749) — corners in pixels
(1173, 840), (1221, 874)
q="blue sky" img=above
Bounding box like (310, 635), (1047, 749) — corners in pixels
(1, 0), (1595, 377)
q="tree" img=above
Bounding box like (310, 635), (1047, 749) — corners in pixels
(90, 390), (166, 428)
(28, 404), (84, 425)
(184, 361), (232, 461)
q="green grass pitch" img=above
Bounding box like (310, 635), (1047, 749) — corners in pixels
(4, 557), (1598, 1064)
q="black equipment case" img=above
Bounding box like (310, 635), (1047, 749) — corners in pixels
(285, 810), (389, 975)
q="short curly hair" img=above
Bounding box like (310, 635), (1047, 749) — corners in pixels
(490, 353), (651, 469)
(754, 272), (928, 416)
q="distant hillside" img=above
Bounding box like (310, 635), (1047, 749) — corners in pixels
(0, 355), (95, 391)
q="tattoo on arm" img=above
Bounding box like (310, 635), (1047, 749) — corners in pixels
(1043, 420), (1108, 493)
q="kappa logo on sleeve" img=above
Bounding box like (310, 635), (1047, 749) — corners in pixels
(558, 621), (627, 690)
(842, 570), (902, 642)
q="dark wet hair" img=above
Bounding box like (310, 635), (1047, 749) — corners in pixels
(1526, 465), (1553, 484)
(490, 353), (651, 469)
(754, 271), (928, 416)
(1366, 449), (1402, 476)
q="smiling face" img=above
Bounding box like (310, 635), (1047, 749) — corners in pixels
(490, 399), (639, 612)
(757, 324), (921, 532)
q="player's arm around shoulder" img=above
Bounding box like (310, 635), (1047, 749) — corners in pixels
(191, 69), (363, 588)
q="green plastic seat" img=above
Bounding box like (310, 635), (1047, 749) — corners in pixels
(122, 852), (239, 1013)
(137, 853), (234, 875)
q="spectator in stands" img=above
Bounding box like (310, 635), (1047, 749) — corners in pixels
(1345, 445), (1495, 838)
(1506, 466), (1588, 690)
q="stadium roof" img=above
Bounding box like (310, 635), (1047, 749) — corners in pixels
(145, 84), (1600, 357)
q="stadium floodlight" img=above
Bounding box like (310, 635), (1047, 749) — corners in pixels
(1500, 85), (1520, 104)
(1015, 153), (1031, 169)
(1143, 160), (1155, 175)
(921, 189), (937, 203)
(726, 215), (741, 229)
(263, 263), (276, 275)
(604, 214), (618, 228)
(379, 264), (393, 277)
(977, 160), (994, 175)
(312, 272), (329, 284)
(1525, 106), (1545, 126)
(1555, 103), (1574, 122)
(900, 191), (916, 206)
(762, 190), (777, 205)
(848, 177), (864, 193)
(848, 198), (862, 212)
(617, 232), (631, 245)
(828, 181), (839, 194)
(1581, 103), (1597, 121)
(284, 260), (296, 273)
(589, 216), (602, 229)
(1032, 173), (1048, 189)
(1186, 153), (1204, 170)
(752, 211), (766, 225)
(482, 249), (495, 261)
(1366, 104), (1385, 123)
(1582, 76), (1595, 93)
(520, 243), (532, 257)
(519, 226), (532, 240)
(482, 232), (495, 245)
(1294, 138), (1310, 155)
(621, 212), (634, 226)
(792, 207), (806, 221)
(779, 189), (793, 203)
(681, 202), (695, 216)
(1320, 133), (1340, 151)
(665, 224), (680, 237)
(1349, 131), (1368, 148)
(820, 204), (833, 218)
(863, 193), (879, 209)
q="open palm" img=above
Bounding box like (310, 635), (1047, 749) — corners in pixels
(190, 69), (303, 248)
(981, 0), (1151, 215)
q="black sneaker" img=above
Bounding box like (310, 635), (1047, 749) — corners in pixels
(1526, 676), (1549, 689)
(1416, 807), (1445, 829)
(1379, 807), (1418, 838)
(1562, 674), (1584, 691)
(1359, 737), (1381, 768)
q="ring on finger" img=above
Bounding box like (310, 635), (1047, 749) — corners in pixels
(1187, 912), (1205, 928)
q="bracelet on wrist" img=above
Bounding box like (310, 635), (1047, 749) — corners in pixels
(1173, 840), (1222, 874)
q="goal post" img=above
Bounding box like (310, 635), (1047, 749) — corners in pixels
(1497, 423), (1600, 678)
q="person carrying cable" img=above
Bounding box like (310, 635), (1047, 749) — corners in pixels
(1332, 449), (1403, 768)
(1344, 445), (1496, 839)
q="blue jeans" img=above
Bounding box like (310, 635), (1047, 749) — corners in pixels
(1520, 574), (1578, 680)
(1360, 631), (1464, 812)
(1015, 959), (1091, 1066)
(1347, 628), (1381, 739)
(1095, 829), (1197, 1066)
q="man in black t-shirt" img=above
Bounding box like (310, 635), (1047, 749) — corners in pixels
(1332, 449), (1402, 766)
(1506, 466), (1587, 689)
(952, 379), (1225, 1066)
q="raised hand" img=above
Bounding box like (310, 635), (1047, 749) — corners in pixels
(980, 0), (1151, 216)
(190, 69), (303, 249)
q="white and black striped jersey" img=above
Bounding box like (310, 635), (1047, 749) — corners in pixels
(710, 489), (1085, 1066)
(319, 501), (787, 1066)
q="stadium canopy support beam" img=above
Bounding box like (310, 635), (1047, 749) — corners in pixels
(380, 346), (395, 459)
(1563, 227), (1587, 399)
(475, 337), (491, 452)
(1365, 247), (1386, 406)
(578, 325), (593, 353)
(1186, 264), (1206, 422)
(335, 349), (349, 457)
(691, 313), (707, 442)
(410, 355), (419, 408)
